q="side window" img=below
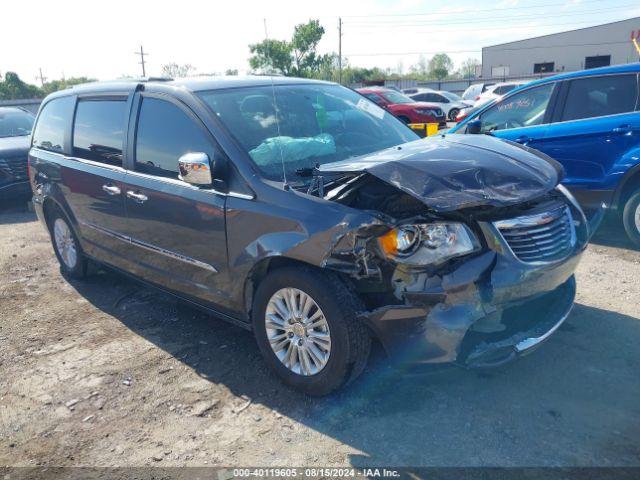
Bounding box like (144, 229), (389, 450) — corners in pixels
(561, 74), (638, 122)
(32, 96), (75, 153)
(73, 99), (127, 166)
(135, 97), (213, 179)
(479, 83), (554, 133)
(413, 93), (428, 102)
(433, 94), (448, 103)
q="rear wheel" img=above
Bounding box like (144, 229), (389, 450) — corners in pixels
(622, 190), (640, 248)
(252, 267), (371, 396)
(48, 208), (87, 278)
(448, 108), (460, 121)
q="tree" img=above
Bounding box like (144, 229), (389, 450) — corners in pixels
(458, 58), (481, 79)
(161, 63), (196, 78)
(0, 72), (42, 100)
(290, 20), (325, 76)
(248, 19), (328, 78)
(41, 77), (95, 96)
(225, 69), (238, 76)
(249, 39), (293, 75)
(428, 53), (454, 80)
(409, 55), (428, 77)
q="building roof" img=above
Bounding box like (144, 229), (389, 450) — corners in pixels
(483, 16), (640, 49)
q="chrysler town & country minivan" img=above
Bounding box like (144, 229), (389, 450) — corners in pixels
(29, 77), (588, 395)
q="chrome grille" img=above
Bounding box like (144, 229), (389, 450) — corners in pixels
(0, 155), (28, 181)
(494, 205), (576, 263)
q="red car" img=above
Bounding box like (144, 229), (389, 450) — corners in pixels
(357, 87), (447, 127)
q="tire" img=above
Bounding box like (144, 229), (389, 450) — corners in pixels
(622, 190), (640, 248)
(448, 108), (460, 121)
(252, 266), (371, 396)
(397, 116), (411, 125)
(47, 207), (87, 279)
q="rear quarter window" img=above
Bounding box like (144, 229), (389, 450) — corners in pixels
(32, 96), (75, 153)
(561, 74), (638, 121)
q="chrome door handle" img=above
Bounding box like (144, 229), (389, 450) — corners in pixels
(126, 190), (148, 203)
(102, 184), (121, 195)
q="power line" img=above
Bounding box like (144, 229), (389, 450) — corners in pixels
(341, 0), (630, 18)
(344, 5), (638, 27)
(345, 40), (632, 57)
(342, 17), (633, 36)
(35, 68), (47, 86)
(135, 45), (148, 77)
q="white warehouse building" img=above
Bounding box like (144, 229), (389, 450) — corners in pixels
(482, 17), (640, 78)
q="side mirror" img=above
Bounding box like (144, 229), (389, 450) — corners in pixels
(178, 152), (213, 186)
(467, 119), (482, 134)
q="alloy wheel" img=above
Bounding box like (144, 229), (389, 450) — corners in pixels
(53, 218), (78, 269)
(265, 287), (331, 376)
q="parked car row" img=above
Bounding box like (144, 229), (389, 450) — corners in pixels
(401, 88), (473, 121)
(356, 87), (447, 127)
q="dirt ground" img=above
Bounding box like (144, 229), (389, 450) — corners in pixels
(1, 199), (639, 467)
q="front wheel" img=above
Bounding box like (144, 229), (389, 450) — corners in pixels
(448, 108), (460, 121)
(252, 267), (371, 396)
(622, 190), (640, 248)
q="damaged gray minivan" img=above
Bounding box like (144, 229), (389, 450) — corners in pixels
(29, 77), (589, 395)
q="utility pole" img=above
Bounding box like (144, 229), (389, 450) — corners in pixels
(338, 17), (343, 85)
(36, 68), (47, 86)
(135, 45), (148, 77)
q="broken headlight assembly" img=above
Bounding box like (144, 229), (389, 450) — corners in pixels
(378, 223), (480, 266)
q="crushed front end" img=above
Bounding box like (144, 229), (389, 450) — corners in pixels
(314, 134), (589, 368)
(324, 180), (588, 368)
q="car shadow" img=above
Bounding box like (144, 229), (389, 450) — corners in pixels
(589, 212), (638, 250)
(67, 268), (640, 466)
(0, 198), (36, 225)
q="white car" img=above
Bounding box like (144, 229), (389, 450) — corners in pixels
(402, 88), (473, 121)
(474, 81), (532, 107)
(461, 83), (494, 104)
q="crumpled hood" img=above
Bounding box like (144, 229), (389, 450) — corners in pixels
(318, 134), (562, 212)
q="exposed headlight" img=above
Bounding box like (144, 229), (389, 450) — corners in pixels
(378, 223), (480, 266)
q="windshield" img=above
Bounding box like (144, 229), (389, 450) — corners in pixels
(0, 109), (34, 138)
(198, 84), (418, 183)
(440, 91), (462, 102)
(380, 90), (414, 104)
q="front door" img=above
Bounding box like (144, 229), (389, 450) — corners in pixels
(477, 81), (557, 150)
(120, 94), (230, 308)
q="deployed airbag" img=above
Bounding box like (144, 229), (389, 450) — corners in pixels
(249, 133), (336, 166)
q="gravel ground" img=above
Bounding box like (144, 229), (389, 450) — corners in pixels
(1, 199), (639, 467)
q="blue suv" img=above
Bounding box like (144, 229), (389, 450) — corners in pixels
(451, 64), (640, 246)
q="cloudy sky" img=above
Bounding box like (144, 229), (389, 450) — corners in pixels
(2, 0), (639, 82)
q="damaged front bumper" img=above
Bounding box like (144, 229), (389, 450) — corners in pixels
(358, 199), (588, 368)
